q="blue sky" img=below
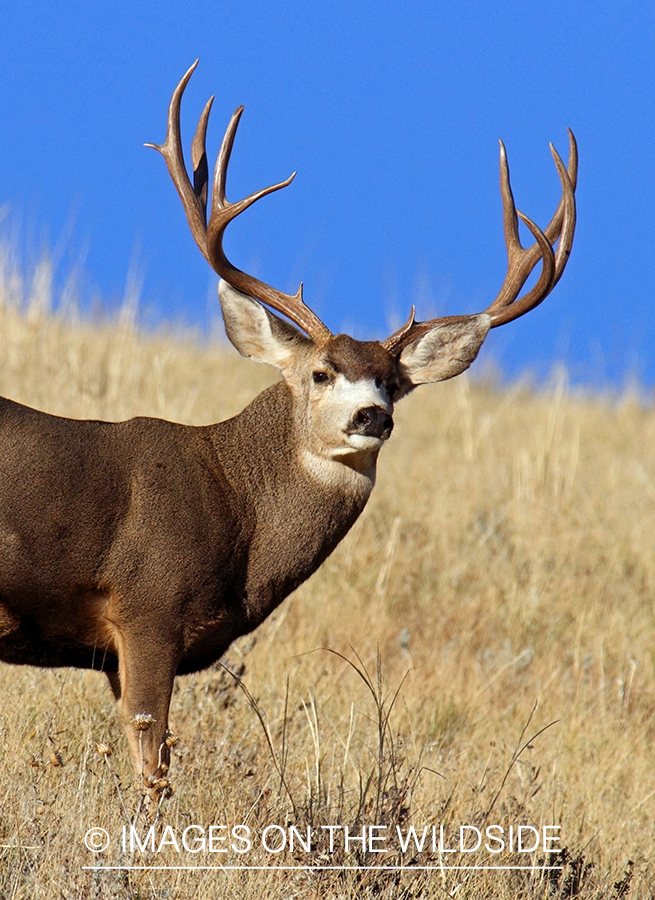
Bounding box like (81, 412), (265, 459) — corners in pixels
(0, 2), (653, 386)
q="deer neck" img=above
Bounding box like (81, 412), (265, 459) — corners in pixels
(213, 380), (376, 505)
(208, 381), (375, 617)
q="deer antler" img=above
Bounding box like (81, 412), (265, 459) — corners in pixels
(382, 132), (577, 354)
(147, 60), (332, 345)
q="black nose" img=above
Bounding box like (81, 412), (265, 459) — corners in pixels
(354, 406), (394, 439)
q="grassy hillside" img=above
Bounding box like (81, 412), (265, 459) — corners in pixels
(0, 253), (654, 898)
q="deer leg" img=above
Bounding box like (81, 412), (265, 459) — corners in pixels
(106, 670), (121, 700)
(114, 629), (179, 792)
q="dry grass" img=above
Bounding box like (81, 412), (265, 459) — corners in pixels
(0, 246), (654, 898)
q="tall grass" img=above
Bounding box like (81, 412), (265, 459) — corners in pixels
(0, 244), (654, 898)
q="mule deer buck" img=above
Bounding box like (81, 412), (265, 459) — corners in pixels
(0, 61), (576, 793)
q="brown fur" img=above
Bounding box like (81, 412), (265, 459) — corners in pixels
(0, 380), (373, 781)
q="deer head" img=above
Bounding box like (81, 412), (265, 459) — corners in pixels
(147, 60), (576, 477)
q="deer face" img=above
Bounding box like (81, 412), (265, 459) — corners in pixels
(302, 335), (401, 459)
(219, 283), (401, 463)
(219, 281), (491, 469)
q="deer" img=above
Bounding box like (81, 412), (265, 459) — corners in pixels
(0, 61), (576, 795)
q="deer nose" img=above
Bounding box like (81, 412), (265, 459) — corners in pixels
(354, 406), (394, 439)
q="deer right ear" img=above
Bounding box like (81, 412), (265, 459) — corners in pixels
(219, 280), (311, 370)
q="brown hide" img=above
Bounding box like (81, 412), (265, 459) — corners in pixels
(0, 382), (367, 781)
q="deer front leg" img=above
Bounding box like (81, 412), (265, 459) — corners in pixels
(114, 628), (179, 795)
(105, 670), (121, 700)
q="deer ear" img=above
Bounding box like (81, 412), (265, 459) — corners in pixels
(399, 314), (491, 386)
(219, 280), (311, 370)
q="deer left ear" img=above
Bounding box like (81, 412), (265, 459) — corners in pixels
(399, 314), (491, 386)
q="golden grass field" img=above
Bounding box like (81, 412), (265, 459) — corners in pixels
(1, 250), (654, 898)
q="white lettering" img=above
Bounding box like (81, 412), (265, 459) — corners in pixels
(231, 825), (251, 853)
(368, 825), (387, 852)
(460, 826), (482, 852)
(289, 826), (311, 853)
(321, 825), (341, 852)
(485, 825), (505, 853)
(344, 826), (366, 852)
(543, 826), (561, 852)
(157, 825), (180, 853)
(208, 826), (228, 853)
(129, 825), (155, 852)
(396, 825), (428, 853)
(518, 826), (540, 853)
(261, 825), (286, 853)
(182, 825), (206, 853)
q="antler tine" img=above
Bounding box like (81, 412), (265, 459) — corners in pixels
(385, 306), (416, 349)
(544, 129), (578, 245)
(149, 62), (332, 344)
(191, 94), (215, 216)
(548, 140), (576, 289)
(145, 60), (211, 265)
(382, 132), (577, 353)
(204, 108), (332, 343)
(484, 134), (574, 320)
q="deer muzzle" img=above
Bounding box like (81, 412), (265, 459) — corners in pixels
(351, 406), (394, 441)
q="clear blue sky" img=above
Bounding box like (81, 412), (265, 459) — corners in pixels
(0, 2), (653, 386)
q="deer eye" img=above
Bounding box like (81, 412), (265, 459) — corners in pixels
(388, 382), (400, 398)
(313, 371), (329, 384)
